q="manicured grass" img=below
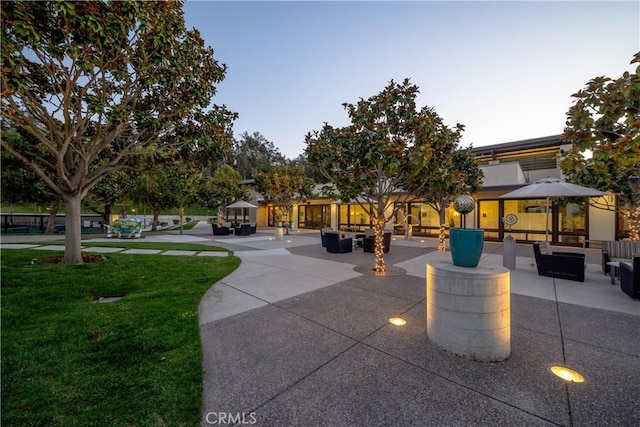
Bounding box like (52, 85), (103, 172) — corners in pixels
(1, 247), (240, 426)
(80, 242), (225, 252)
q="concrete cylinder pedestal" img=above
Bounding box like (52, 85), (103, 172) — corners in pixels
(426, 262), (511, 362)
(275, 227), (284, 241)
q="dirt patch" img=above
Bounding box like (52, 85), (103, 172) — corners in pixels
(35, 254), (106, 264)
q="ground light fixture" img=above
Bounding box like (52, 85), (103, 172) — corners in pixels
(388, 317), (407, 326)
(550, 365), (585, 383)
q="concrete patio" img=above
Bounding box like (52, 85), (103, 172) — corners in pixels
(198, 227), (639, 426)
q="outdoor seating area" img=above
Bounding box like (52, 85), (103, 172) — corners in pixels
(602, 240), (640, 275)
(533, 241), (586, 282)
(363, 230), (392, 253)
(620, 256), (640, 299)
(324, 230), (352, 253)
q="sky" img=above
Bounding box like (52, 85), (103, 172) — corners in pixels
(183, 1), (639, 160)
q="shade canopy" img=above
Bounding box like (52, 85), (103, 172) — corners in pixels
(226, 200), (258, 209)
(499, 177), (604, 199)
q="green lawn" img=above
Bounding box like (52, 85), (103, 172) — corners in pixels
(1, 245), (240, 426)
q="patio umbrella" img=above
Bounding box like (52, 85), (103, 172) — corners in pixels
(499, 177), (604, 239)
(226, 200), (258, 224)
(226, 200), (258, 209)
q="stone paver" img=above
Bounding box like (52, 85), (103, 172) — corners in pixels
(198, 251), (229, 257)
(82, 247), (124, 253)
(0, 244), (41, 249)
(161, 250), (198, 256)
(32, 245), (68, 251)
(120, 249), (162, 255)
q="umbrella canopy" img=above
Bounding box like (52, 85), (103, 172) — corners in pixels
(499, 177), (604, 240)
(226, 200), (258, 209)
(499, 177), (604, 199)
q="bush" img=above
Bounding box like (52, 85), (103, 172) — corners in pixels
(186, 217), (192, 222)
(173, 219), (179, 225)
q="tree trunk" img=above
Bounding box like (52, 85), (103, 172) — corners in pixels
(217, 206), (225, 226)
(63, 194), (84, 264)
(152, 207), (160, 231)
(103, 202), (111, 226)
(45, 199), (59, 234)
(630, 206), (639, 241)
(438, 208), (447, 251)
(373, 216), (387, 274)
(179, 206), (184, 235)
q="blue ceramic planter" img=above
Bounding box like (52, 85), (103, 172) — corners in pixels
(450, 228), (484, 268)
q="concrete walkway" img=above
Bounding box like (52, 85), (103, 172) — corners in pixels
(3, 222), (639, 426)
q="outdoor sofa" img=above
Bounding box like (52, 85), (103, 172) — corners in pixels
(325, 231), (352, 253)
(212, 224), (231, 235)
(533, 242), (585, 282)
(602, 240), (640, 275)
(620, 256), (640, 299)
(363, 231), (392, 254)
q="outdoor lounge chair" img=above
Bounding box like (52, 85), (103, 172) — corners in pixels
(620, 256), (640, 299)
(235, 223), (252, 236)
(363, 231), (391, 254)
(533, 242), (585, 282)
(325, 231), (352, 253)
(212, 224), (231, 236)
(320, 228), (333, 247)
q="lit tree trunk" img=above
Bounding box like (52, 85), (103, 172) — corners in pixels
(45, 199), (59, 234)
(63, 194), (83, 264)
(217, 206), (225, 226)
(373, 216), (386, 274)
(438, 208), (447, 252)
(630, 207), (639, 241)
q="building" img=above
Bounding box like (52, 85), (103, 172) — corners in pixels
(254, 135), (627, 246)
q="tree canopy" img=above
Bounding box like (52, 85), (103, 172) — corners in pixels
(561, 53), (640, 240)
(228, 131), (287, 179)
(414, 146), (484, 251)
(306, 78), (464, 271)
(254, 165), (314, 233)
(1, 0), (235, 262)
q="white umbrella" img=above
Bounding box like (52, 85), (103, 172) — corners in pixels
(499, 177), (605, 239)
(226, 200), (258, 209)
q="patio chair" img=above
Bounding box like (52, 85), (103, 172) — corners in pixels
(212, 224), (231, 236)
(325, 231), (352, 253)
(533, 242), (585, 282)
(235, 223), (251, 236)
(363, 231), (391, 254)
(620, 256), (640, 300)
(320, 228), (333, 248)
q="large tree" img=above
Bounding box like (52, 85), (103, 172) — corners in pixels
(254, 165), (314, 235)
(306, 79), (462, 272)
(1, 1), (235, 263)
(229, 131), (287, 179)
(561, 53), (640, 240)
(199, 164), (247, 225)
(414, 146), (484, 251)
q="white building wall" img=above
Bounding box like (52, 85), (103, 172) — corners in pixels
(480, 161), (527, 187)
(588, 195), (617, 242)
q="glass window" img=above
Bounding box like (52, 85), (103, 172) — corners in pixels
(479, 200), (499, 230)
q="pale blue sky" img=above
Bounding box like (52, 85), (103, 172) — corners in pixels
(183, 1), (639, 159)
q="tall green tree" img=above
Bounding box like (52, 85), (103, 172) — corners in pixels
(561, 53), (640, 240)
(199, 164), (247, 225)
(229, 131), (287, 179)
(413, 146), (484, 251)
(306, 79), (462, 272)
(1, 1), (235, 263)
(1, 124), (62, 233)
(254, 165), (314, 235)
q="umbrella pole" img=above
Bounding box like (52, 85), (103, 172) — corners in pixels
(545, 197), (550, 241)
